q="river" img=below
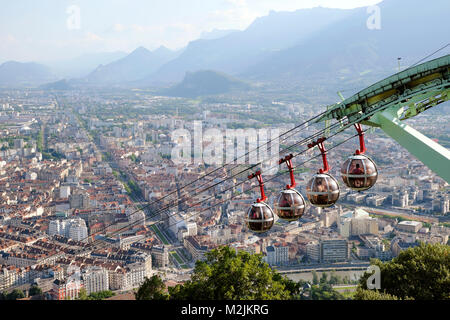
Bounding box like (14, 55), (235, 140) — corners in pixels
(285, 269), (366, 283)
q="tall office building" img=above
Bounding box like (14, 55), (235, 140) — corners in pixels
(306, 239), (349, 263)
(320, 239), (349, 263)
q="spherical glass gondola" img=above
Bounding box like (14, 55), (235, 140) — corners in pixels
(273, 189), (306, 221)
(306, 173), (340, 207)
(340, 154), (378, 191)
(245, 202), (274, 233)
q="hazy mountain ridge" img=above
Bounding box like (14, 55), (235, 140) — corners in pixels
(242, 0), (450, 84)
(141, 7), (355, 84)
(46, 51), (128, 78)
(0, 61), (55, 86)
(84, 46), (181, 84)
(200, 29), (239, 40)
(40, 79), (72, 91)
(4, 0), (450, 92)
(162, 70), (251, 98)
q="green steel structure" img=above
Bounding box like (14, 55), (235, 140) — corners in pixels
(316, 54), (450, 183)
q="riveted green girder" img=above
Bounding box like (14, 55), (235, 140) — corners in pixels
(316, 54), (450, 183)
(316, 54), (450, 123)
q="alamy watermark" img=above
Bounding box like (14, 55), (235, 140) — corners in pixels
(66, 264), (82, 291)
(171, 121), (280, 174)
(366, 265), (381, 290)
(66, 5), (81, 30)
(366, 5), (381, 30)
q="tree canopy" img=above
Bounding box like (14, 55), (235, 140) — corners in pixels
(135, 275), (168, 300)
(77, 288), (115, 300)
(356, 243), (450, 300)
(28, 285), (43, 297)
(309, 283), (345, 300)
(168, 246), (292, 300)
(0, 289), (25, 300)
(135, 246), (360, 300)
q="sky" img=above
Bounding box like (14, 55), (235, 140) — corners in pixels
(0, 0), (382, 63)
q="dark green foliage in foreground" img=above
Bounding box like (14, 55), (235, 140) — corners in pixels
(136, 246), (345, 300)
(28, 285), (43, 296)
(354, 288), (401, 300)
(168, 246), (291, 300)
(88, 290), (115, 300)
(308, 283), (346, 300)
(77, 288), (115, 300)
(0, 289), (25, 300)
(356, 243), (449, 300)
(135, 275), (169, 300)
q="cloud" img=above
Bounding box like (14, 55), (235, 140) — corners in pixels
(98, 23), (201, 50)
(85, 32), (103, 42)
(6, 34), (16, 42)
(225, 0), (247, 7)
(131, 24), (147, 33)
(113, 23), (125, 32)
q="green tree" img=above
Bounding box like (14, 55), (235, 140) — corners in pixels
(319, 272), (328, 285)
(77, 288), (89, 300)
(329, 271), (340, 285)
(135, 275), (169, 300)
(272, 273), (306, 300)
(357, 243), (450, 300)
(312, 270), (319, 285)
(6, 289), (25, 300)
(354, 288), (401, 300)
(129, 154), (137, 162)
(29, 285), (43, 296)
(89, 290), (115, 300)
(309, 284), (345, 300)
(167, 246), (292, 300)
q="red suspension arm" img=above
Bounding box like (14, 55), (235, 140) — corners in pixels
(308, 137), (329, 174)
(354, 123), (366, 155)
(279, 154), (296, 189)
(248, 171), (267, 203)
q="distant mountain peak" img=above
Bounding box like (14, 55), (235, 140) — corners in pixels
(155, 45), (169, 51)
(153, 46), (172, 56)
(83, 44), (181, 85)
(130, 46), (151, 55)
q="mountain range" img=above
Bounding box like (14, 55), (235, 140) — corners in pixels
(243, 0), (450, 85)
(0, 61), (54, 86)
(84, 46), (181, 85)
(46, 51), (128, 78)
(1, 0), (449, 93)
(141, 6), (355, 85)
